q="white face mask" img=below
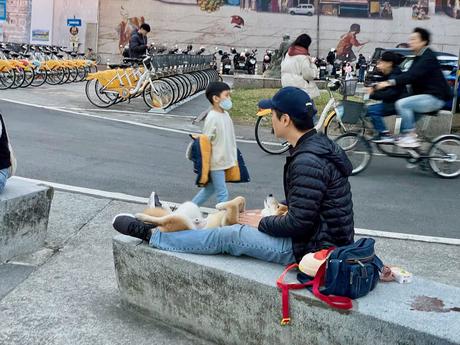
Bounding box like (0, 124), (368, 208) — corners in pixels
(219, 98), (232, 110)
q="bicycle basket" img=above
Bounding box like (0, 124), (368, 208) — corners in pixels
(339, 79), (358, 96)
(339, 100), (364, 124)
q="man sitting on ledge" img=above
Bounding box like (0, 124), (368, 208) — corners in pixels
(0, 113), (14, 194)
(113, 87), (355, 265)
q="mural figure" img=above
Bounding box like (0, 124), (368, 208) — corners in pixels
(231, 15), (245, 28)
(381, 2), (393, 18)
(117, 6), (145, 51)
(336, 23), (368, 62)
(69, 26), (79, 52)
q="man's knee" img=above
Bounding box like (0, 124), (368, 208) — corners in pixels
(218, 224), (243, 247)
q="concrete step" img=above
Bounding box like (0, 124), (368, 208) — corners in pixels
(233, 75), (328, 90)
(113, 234), (460, 345)
(0, 178), (53, 263)
(382, 110), (453, 138)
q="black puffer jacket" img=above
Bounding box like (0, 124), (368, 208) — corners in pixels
(258, 130), (354, 262)
(129, 30), (147, 58)
(393, 47), (452, 101)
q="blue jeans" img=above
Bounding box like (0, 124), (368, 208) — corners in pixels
(149, 224), (296, 265)
(0, 168), (9, 193)
(395, 94), (445, 133)
(366, 103), (396, 134)
(358, 67), (365, 82)
(192, 170), (229, 206)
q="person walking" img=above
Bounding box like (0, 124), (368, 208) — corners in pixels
(326, 48), (336, 77)
(281, 34), (320, 99)
(357, 53), (367, 82)
(191, 82), (237, 206)
(344, 62), (353, 80)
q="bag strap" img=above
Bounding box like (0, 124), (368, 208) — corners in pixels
(310, 261), (353, 310)
(277, 263), (308, 325)
(276, 248), (352, 325)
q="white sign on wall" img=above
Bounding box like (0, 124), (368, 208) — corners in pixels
(30, 0), (54, 44)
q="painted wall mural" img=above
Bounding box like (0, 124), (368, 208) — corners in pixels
(116, 6), (145, 51)
(97, 0), (460, 62)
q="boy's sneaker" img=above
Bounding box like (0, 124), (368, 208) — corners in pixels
(112, 214), (155, 241)
(371, 132), (394, 144)
(396, 134), (420, 148)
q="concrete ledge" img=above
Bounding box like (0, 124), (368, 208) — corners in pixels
(383, 110), (454, 137)
(0, 178), (54, 263)
(233, 75), (327, 90)
(113, 234), (460, 345)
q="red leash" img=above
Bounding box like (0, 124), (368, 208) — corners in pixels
(277, 249), (352, 325)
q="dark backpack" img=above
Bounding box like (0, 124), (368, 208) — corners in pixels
(277, 238), (383, 324)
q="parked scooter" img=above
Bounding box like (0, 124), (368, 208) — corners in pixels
(315, 57), (328, 80)
(262, 49), (273, 73)
(195, 46), (206, 55)
(246, 49), (257, 75)
(181, 44), (193, 54)
(218, 49), (232, 75)
(231, 48), (247, 72)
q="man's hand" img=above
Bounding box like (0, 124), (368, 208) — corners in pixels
(239, 211), (263, 228)
(375, 81), (391, 90)
(365, 87), (374, 95)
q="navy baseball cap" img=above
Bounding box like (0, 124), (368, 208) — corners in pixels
(258, 87), (317, 128)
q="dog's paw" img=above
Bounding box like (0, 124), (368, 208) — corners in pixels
(215, 202), (228, 210)
(135, 213), (149, 222)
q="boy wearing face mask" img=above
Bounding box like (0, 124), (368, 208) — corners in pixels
(192, 82), (237, 206)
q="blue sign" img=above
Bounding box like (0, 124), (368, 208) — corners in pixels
(0, 0), (6, 21)
(67, 18), (81, 27)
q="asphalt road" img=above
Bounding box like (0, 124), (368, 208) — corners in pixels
(3, 102), (460, 238)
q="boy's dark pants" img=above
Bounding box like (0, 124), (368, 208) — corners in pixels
(366, 103), (396, 134)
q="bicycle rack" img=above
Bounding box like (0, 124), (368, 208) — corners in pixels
(146, 54), (219, 113)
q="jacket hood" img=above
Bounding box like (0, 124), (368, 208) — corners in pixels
(292, 131), (353, 176)
(288, 45), (309, 57)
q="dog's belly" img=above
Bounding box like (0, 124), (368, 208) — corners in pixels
(205, 211), (227, 228)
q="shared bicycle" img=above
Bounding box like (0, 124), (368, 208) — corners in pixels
(334, 99), (460, 179)
(254, 78), (364, 154)
(85, 54), (219, 110)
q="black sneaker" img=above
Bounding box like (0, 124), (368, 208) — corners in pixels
(112, 214), (155, 241)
